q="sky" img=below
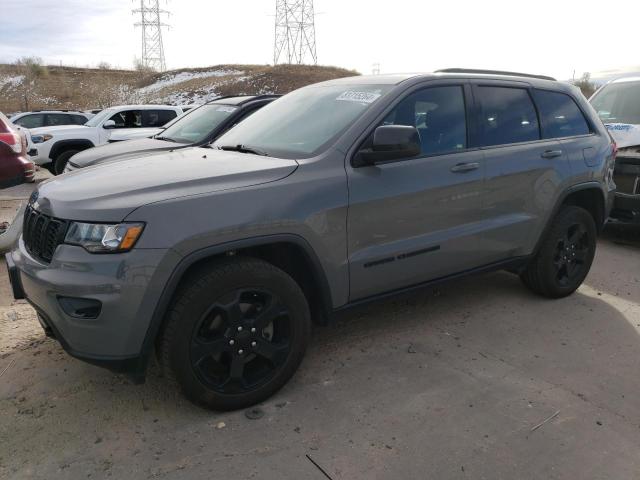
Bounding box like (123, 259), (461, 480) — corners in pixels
(1, 0), (639, 81)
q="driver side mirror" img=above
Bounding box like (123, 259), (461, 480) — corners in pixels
(102, 120), (116, 129)
(354, 125), (421, 167)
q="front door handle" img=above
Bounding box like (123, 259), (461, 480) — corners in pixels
(541, 150), (563, 159)
(450, 162), (480, 173)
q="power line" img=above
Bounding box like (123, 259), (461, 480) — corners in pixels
(133, 0), (169, 71)
(274, 0), (317, 65)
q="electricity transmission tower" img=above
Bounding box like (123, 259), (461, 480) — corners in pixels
(133, 0), (169, 71)
(273, 0), (317, 65)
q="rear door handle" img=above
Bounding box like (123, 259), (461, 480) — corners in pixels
(450, 162), (480, 173)
(541, 150), (563, 159)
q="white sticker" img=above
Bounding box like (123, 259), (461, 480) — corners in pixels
(336, 91), (381, 104)
(216, 106), (237, 113)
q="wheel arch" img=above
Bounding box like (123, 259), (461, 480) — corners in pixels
(134, 234), (333, 379)
(531, 182), (605, 260)
(49, 139), (95, 161)
(560, 183), (606, 232)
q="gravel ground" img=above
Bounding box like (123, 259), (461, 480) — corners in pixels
(0, 214), (638, 479)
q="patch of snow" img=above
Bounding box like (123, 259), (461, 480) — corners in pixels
(138, 69), (245, 95)
(0, 75), (24, 89)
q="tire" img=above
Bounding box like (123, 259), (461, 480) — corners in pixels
(161, 257), (311, 411)
(53, 149), (80, 175)
(520, 206), (597, 298)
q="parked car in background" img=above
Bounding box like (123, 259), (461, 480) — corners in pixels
(65, 96), (279, 172)
(7, 71), (615, 410)
(10, 110), (93, 129)
(590, 77), (640, 223)
(0, 112), (34, 188)
(29, 104), (184, 174)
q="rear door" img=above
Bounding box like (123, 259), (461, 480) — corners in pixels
(473, 82), (570, 259)
(346, 82), (488, 300)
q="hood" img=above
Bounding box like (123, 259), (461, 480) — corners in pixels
(33, 147), (298, 221)
(605, 123), (640, 149)
(69, 137), (179, 168)
(30, 124), (91, 136)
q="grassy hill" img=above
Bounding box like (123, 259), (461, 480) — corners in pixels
(0, 64), (359, 113)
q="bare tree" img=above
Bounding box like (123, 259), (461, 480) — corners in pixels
(14, 56), (48, 111)
(574, 72), (597, 99)
(97, 61), (112, 70)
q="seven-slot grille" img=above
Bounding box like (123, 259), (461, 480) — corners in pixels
(22, 205), (69, 263)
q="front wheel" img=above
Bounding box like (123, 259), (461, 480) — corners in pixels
(161, 257), (311, 410)
(520, 206), (597, 298)
(53, 149), (80, 175)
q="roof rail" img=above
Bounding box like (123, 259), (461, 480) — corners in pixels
(435, 68), (556, 82)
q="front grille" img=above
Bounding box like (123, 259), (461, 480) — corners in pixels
(22, 206), (69, 263)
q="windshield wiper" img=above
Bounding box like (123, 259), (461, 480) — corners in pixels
(217, 144), (270, 156)
(155, 136), (178, 142)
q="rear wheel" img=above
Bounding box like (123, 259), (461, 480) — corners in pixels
(53, 149), (80, 175)
(521, 206), (597, 298)
(161, 257), (311, 410)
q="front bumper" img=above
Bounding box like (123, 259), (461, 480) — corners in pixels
(7, 237), (176, 376)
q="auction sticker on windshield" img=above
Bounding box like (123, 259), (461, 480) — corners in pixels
(336, 91), (382, 104)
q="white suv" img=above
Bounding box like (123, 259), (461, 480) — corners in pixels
(29, 104), (184, 174)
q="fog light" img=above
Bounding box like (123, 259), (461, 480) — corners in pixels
(58, 296), (102, 319)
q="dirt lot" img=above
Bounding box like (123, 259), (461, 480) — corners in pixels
(0, 211), (639, 478)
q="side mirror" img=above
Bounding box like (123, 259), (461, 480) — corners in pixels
(102, 120), (116, 129)
(355, 125), (421, 166)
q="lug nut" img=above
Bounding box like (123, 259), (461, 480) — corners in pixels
(238, 349), (244, 355)
(251, 341), (257, 347)
(229, 339), (235, 346)
(237, 326), (243, 332)
(251, 327), (256, 333)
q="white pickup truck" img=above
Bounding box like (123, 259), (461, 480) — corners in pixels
(29, 104), (184, 174)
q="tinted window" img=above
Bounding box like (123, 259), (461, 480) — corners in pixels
(381, 86), (466, 155)
(109, 110), (142, 128)
(14, 114), (44, 128)
(142, 110), (177, 128)
(477, 87), (540, 146)
(161, 104), (238, 144)
(533, 90), (589, 138)
(46, 113), (76, 126)
(71, 114), (88, 125)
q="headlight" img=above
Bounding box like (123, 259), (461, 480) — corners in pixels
(65, 222), (144, 253)
(31, 134), (53, 144)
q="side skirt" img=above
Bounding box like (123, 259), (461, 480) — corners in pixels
(333, 256), (531, 315)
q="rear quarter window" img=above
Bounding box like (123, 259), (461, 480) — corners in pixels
(476, 86), (540, 146)
(532, 90), (590, 138)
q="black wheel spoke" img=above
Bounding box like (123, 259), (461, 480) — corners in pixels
(253, 339), (289, 364)
(568, 226), (585, 245)
(252, 301), (288, 330)
(574, 249), (588, 262)
(229, 355), (246, 381)
(191, 338), (230, 365)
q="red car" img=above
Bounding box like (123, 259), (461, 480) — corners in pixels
(0, 112), (34, 188)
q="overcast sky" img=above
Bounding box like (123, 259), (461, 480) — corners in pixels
(1, 0), (639, 80)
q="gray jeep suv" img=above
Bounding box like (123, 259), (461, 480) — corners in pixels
(6, 70), (616, 410)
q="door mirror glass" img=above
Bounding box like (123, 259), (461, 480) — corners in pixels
(356, 125), (421, 166)
(102, 119), (116, 129)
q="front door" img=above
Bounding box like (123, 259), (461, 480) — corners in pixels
(346, 83), (487, 301)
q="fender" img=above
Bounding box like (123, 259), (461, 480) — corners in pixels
(531, 181), (605, 258)
(131, 233), (334, 381)
(49, 139), (95, 160)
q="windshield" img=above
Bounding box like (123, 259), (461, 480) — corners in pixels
(160, 104), (238, 144)
(214, 84), (392, 158)
(84, 108), (116, 127)
(591, 80), (640, 124)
